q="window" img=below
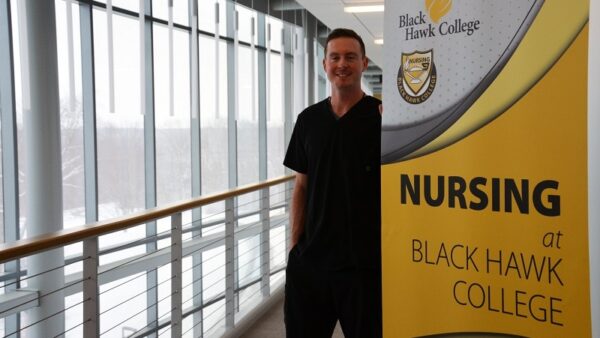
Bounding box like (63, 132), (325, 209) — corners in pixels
(153, 23), (191, 206)
(152, 0), (189, 25)
(55, 0), (85, 230)
(94, 10), (145, 221)
(0, 0), (310, 335)
(236, 44), (259, 222)
(199, 35), (228, 202)
(236, 4), (256, 45)
(198, 0), (226, 34)
(268, 51), (284, 178)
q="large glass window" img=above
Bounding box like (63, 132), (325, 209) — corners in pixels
(152, 0), (189, 25)
(99, 273), (148, 335)
(268, 51), (284, 179)
(199, 35), (228, 202)
(198, 0), (226, 34)
(55, 0), (85, 230)
(317, 42), (327, 101)
(0, 0), (309, 335)
(153, 23), (191, 206)
(55, 4), (86, 335)
(202, 246), (226, 336)
(110, 0), (139, 13)
(293, 26), (305, 120)
(93, 9), (147, 266)
(94, 9), (145, 220)
(236, 4), (256, 45)
(236, 44), (259, 213)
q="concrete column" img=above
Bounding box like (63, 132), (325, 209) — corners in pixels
(20, 0), (65, 336)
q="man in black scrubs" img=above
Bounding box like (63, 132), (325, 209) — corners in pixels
(283, 28), (382, 338)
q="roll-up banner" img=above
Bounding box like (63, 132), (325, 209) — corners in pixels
(381, 1), (593, 337)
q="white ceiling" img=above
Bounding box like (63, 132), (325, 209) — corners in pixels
(294, 0), (385, 67)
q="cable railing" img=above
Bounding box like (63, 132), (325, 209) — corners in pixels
(0, 174), (295, 337)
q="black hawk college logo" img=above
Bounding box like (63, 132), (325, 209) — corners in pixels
(397, 49), (437, 104)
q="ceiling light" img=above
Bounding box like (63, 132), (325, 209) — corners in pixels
(374, 39), (384, 45)
(344, 5), (384, 13)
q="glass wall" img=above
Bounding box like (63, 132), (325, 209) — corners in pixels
(55, 0), (85, 230)
(154, 24), (191, 207)
(0, 0), (323, 335)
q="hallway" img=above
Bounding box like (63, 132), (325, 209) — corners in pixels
(242, 298), (344, 338)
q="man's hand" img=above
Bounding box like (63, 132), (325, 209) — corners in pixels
(379, 104), (383, 115)
(290, 173), (307, 250)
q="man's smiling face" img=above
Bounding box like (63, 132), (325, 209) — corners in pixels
(323, 37), (368, 91)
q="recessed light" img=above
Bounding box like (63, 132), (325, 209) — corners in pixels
(344, 5), (384, 13)
(374, 39), (384, 45)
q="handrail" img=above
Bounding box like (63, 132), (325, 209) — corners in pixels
(0, 174), (295, 264)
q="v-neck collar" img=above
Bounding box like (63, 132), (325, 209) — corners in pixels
(326, 94), (367, 121)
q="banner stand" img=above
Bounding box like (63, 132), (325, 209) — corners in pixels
(382, 1), (596, 337)
(588, 1), (599, 337)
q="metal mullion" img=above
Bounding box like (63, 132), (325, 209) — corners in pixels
(233, 9), (239, 121)
(257, 13), (267, 183)
(313, 36), (318, 101)
(266, 21), (271, 122)
(189, 0), (203, 335)
(79, 2), (100, 336)
(225, 0), (239, 318)
(168, 0), (174, 116)
(285, 26), (295, 144)
(283, 27), (294, 256)
(280, 26), (285, 124)
(302, 11), (309, 107)
(106, 0), (115, 113)
(66, 0), (77, 112)
(0, 0), (21, 335)
(141, 0), (158, 335)
(251, 16), (257, 122)
(80, 0), (99, 228)
(214, 1), (220, 119)
(257, 12), (269, 298)
(226, 0), (237, 192)
(233, 4), (243, 316)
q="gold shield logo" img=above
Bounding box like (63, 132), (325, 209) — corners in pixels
(397, 50), (437, 104)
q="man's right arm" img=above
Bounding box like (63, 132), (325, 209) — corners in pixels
(290, 173), (307, 249)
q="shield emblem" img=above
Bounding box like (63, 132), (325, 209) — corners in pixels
(401, 50), (433, 96)
(382, 0), (547, 164)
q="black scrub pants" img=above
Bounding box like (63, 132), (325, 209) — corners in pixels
(284, 251), (382, 338)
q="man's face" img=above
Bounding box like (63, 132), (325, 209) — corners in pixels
(323, 37), (368, 90)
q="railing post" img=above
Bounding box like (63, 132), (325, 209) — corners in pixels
(83, 237), (99, 337)
(171, 212), (183, 337)
(225, 197), (235, 329)
(260, 187), (271, 297)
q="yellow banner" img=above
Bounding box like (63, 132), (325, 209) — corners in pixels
(382, 3), (591, 337)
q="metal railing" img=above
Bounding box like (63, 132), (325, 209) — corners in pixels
(0, 174), (295, 337)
